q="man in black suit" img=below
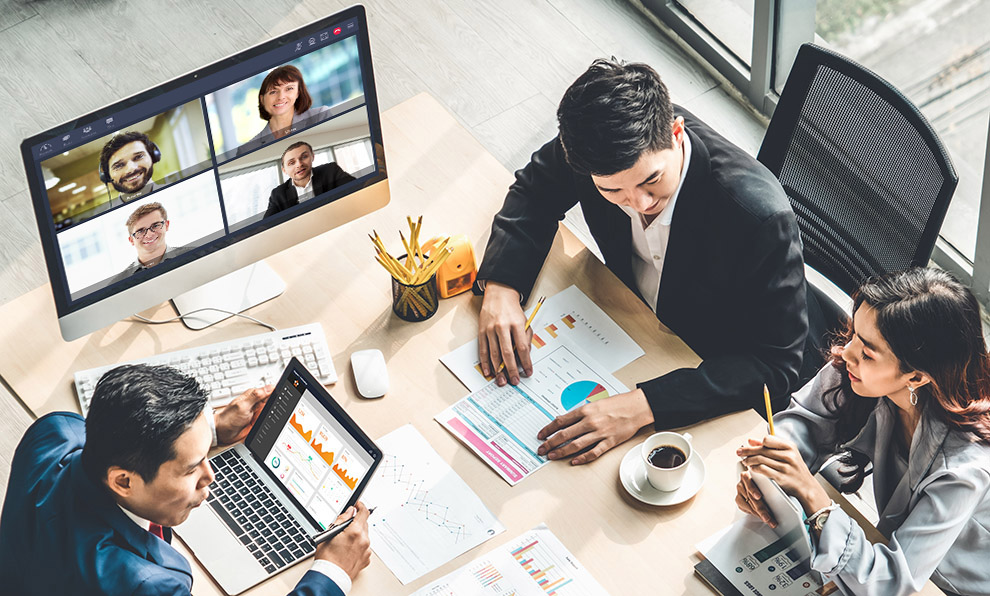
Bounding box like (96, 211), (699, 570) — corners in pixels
(263, 141), (356, 218)
(475, 59), (808, 465)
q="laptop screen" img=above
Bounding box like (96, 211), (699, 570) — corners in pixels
(247, 361), (380, 531)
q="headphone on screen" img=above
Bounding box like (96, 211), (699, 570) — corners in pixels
(98, 132), (162, 184)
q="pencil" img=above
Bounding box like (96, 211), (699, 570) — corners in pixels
(763, 383), (775, 435)
(495, 296), (546, 375)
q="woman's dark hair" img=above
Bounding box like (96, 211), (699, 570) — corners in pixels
(824, 267), (990, 492)
(258, 65), (313, 121)
(82, 364), (209, 485)
(556, 58), (674, 176)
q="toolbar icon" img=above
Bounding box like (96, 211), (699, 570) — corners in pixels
(82, 126), (92, 134)
(320, 32), (329, 41)
(308, 37), (316, 46)
(295, 42), (303, 51)
(105, 117), (113, 125)
(62, 135), (70, 142)
(333, 27), (342, 35)
(40, 143), (52, 152)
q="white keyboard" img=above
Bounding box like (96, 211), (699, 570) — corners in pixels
(73, 323), (337, 415)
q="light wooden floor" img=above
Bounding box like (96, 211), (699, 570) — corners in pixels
(0, 0), (766, 501)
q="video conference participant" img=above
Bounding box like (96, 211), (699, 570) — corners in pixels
(107, 202), (186, 284)
(0, 364), (372, 595)
(99, 131), (161, 203)
(251, 65), (331, 145)
(736, 268), (990, 596)
(264, 141), (355, 218)
(476, 59), (808, 465)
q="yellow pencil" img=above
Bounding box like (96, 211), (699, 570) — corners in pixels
(495, 296), (546, 375)
(764, 383), (775, 435)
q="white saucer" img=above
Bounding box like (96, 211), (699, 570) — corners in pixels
(619, 441), (706, 506)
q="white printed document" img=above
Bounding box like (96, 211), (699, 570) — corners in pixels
(436, 342), (628, 485)
(441, 285), (644, 391)
(364, 425), (505, 584)
(411, 523), (610, 596)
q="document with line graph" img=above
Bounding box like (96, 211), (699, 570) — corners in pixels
(364, 425), (505, 583)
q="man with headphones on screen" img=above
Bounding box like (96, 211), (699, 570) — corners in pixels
(99, 131), (161, 204)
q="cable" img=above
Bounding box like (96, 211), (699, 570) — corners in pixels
(131, 307), (277, 332)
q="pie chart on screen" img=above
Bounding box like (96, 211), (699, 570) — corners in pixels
(561, 380), (610, 411)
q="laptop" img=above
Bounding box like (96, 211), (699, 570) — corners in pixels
(177, 357), (382, 595)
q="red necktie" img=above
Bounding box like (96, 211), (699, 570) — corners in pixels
(149, 523), (165, 540)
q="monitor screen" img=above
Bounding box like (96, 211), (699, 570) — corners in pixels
(21, 5), (388, 341)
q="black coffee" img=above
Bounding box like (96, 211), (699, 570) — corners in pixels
(648, 445), (686, 469)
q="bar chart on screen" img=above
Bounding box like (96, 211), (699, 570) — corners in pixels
(412, 524), (609, 596)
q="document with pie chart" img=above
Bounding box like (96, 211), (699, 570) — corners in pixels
(440, 285), (644, 392)
(437, 340), (628, 485)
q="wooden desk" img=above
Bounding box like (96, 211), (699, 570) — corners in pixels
(0, 94), (939, 595)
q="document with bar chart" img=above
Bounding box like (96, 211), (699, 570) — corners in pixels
(436, 341), (628, 485)
(411, 524), (609, 596)
(363, 425), (504, 584)
(440, 285), (644, 392)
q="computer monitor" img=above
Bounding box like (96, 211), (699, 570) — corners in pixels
(20, 5), (388, 342)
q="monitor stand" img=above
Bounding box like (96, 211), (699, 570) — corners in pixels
(171, 261), (285, 330)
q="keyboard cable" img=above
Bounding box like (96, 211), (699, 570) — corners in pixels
(131, 307), (277, 332)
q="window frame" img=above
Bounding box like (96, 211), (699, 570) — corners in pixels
(640, 0), (990, 308)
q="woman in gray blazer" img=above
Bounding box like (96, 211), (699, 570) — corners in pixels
(736, 267), (990, 596)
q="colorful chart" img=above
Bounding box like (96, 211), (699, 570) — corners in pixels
(560, 380), (609, 411)
(471, 563), (503, 588)
(332, 450), (366, 490)
(511, 539), (572, 594)
(289, 404), (318, 443)
(531, 334), (546, 349)
(310, 426), (340, 467)
(544, 324), (558, 338)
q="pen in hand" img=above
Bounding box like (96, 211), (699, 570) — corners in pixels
(313, 506), (377, 544)
(495, 295), (546, 375)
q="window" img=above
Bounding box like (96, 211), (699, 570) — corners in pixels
(815, 0), (989, 262)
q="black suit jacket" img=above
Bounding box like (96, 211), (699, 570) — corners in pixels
(264, 162), (356, 218)
(476, 107), (808, 428)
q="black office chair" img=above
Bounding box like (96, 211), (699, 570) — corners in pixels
(758, 43), (958, 380)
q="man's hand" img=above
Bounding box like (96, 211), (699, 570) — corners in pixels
(737, 435), (831, 516)
(536, 389), (654, 465)
(315, 502), (372, 580)
(478, 282), (531, 386)
(214, 385), (273, 446)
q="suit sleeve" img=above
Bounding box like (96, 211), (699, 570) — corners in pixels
(263, 186), (284, 219)
(286, 570), (345, 596)
(475, 136), (581, 302)
(328, 163), (356, 187)
(639, 210), (808, 428)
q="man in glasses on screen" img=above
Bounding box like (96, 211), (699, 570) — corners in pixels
(108, 202), (187, 284)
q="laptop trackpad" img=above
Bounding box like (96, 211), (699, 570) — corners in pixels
(177, 505), (268, 595)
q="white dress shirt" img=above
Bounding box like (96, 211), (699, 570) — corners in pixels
(618, 133), (691, 313)
(293, 175), (315, 204)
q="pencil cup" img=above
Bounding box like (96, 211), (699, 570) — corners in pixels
(390, 271), (439, 322)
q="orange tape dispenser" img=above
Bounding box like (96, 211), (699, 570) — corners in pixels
(421, 234), (477, 298)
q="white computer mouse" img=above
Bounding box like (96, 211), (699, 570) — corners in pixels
(350, 349), (388, 398)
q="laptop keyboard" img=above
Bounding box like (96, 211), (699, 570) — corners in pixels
(207, 449), (316, 574)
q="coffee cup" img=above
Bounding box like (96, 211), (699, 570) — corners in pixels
(641, 431), (693, 492)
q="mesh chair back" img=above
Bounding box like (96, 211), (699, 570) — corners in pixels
(758, 44), (957, 297)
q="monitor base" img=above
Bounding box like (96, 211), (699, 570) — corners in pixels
(171, 261), (285, 330)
